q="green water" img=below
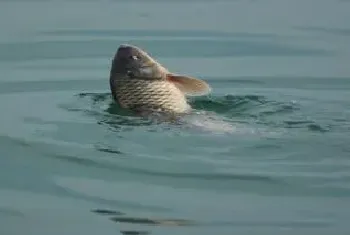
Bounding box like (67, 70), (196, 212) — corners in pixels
(1, 0), (350, 234)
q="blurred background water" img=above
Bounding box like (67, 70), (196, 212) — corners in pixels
(1, 0), (350, 234)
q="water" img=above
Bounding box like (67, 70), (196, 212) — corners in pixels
(1, 0), (350, 234)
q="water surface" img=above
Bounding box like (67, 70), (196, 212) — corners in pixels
(1, 0), (350, 234)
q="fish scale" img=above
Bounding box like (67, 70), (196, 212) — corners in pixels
(113, 79), (191, 113)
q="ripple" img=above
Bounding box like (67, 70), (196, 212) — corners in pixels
(92, 208), (331, 229)
(78, 92), (110, 103)
(115, 167), (276, 183)
(120, 231), (150, 235)
(91, 208), (125, 216)
(63, 86), (342, 139)
(283, 120), (330, 133)
(258, 103), (299, 116)
(0, 80), (103, 94)
(0, 38), (331, 62)
(188, 94), (268, 114)
(295, 26), (350, 36)
(67, 92), (287, 136)
(308, 124), (330, 133)
(95, 145), (124, 155)
(68, 91), (299, 136)
(191, 94), (299, 120)
(51, 151), (276, 183)
(39, 29), (282, 39)
(110, 216), (195, 226)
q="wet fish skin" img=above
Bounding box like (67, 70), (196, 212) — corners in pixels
(109, 44), (211, 114)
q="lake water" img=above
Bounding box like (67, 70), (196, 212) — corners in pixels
(1, 0), (350, 234)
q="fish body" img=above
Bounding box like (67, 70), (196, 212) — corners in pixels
(113, 78), (191, 113)
(109, 44), (211, 114)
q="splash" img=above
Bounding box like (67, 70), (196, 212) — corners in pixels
(181, 110), (237, 134)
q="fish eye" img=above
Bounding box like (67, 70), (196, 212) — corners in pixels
(129, 55), (139, 60)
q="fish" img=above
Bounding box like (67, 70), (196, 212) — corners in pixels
(109, 44), (211, 115)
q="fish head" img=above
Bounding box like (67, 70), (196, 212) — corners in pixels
(111, 44), (165, 80)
